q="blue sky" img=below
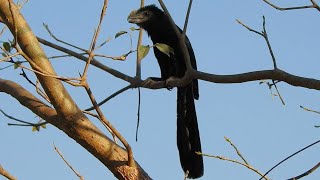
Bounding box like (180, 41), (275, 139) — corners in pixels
(0, 0), (320, 179)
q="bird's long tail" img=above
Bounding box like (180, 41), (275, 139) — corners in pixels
(177, 83), (203, 179)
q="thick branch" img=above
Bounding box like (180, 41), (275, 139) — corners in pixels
(0, 78), (150, 179)
(0, 1), (149, 179)
(0, 165), (16, 180)
(0, 0), (80, 117)
(37, 37), (320, 91)
(196, 69), (320, 90)
(0, 78), (57, 122)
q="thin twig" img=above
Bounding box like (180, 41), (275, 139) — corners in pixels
(224, 137), (249, 165)
(260, 139), (320, 180)
(310, 0), (320, 12)
(20, 69), (50, 103)
(237, 17), (277, 69)
(286, 162), (320, 180)
(81, 1), (134, 167)
(84, 85), (136, 166)
(82, 110), (99, 119)
(37, 36), (135, 84)
(17, 62), (81, 86)
(183, 0), (193, 35)
(261, 16), (277, 69)
(237, 17), (287, 105)
(85, 85), (132, 111)
(262, 0), (315, 11)
(300, 105), (320, 115)
(36, 80), (51, 103)
(43, 23), (87, 52)
(0, 52), (19, 62)
(272, 80), (285, 105)
(135, 87), (141, 142)
(81, 0), (108, 78)
(0, 109), (47, 128)
(53, 144), (84, 180)
(198, 152), (269, 180)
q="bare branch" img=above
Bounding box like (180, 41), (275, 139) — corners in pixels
(310, 0), (320, 11)
(0, 165), (16, 180)
(0, 52), (19, 62)
(0, 109), (47, 130)
(224, 137), (249, 165)
(37, 37), (135, 84)
(43, 23), (87, 52)
(54, 144), (84, 180)
(260, 139), (320, 180)
(272, 80), (285, 105)
(286, 162), (320, 180)
(198, 152), (269, 180)
(237, 17), (277, 69)
(183, 0), (193, 35)
(300, 105), (320, 115)
(85, 85), (132, 111)
(37, 34), (320, 92)
(135, 87), (141, 142)
(0, 1), (148, 178)
(262, 0), (315, 11)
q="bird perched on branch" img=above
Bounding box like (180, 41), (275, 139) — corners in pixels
(128, 5), (203, 178)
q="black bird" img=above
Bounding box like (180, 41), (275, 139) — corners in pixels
(128, 5), (203, 178)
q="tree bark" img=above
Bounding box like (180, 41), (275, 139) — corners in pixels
(0, 1), (150, 179)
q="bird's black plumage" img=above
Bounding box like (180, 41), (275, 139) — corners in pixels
(128, 5), (203, 178)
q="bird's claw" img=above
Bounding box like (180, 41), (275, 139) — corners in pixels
(165, 76), (180, 90)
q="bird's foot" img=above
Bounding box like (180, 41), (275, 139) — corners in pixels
(165, 76), (180, 89)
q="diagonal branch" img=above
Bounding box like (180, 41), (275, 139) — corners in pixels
(260, 139), (320, 180)
(237, 17), (277, 69)
(54, 144), (84, 180)
(262, 0), (315, 11)
(286, 162), (320, 180)
(0, 1), (148, 179)
(0, 165), (16, 180)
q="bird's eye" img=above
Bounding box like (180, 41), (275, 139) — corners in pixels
(144, 12), (149, 16)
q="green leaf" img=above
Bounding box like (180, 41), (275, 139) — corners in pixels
(32, 126), (39, 132)
(130, 27), (138, 31)
(41, 124), (46, 129)
(13, 61), (21, 69)
(3, 42), (11, 52)
(2, 53), (7, 57)
(154, 43), (174, 57)
(115, 31), (127, 39)
(138, 45), (150, 60)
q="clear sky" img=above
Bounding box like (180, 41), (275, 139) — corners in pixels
(0, 0), (320, 180)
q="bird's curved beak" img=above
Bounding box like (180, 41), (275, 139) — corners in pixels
(127, 10), (142, 24)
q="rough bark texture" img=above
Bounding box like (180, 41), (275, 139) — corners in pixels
(0, 1), (150, 179)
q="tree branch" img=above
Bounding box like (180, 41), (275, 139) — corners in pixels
(262, 0), (315, 11)
(54, 144), (85, 180)
(0, 1), (149, 179)
(0, 165), (16, 180)
(286, 162), (320, 180)
(37, 37), (320, 91)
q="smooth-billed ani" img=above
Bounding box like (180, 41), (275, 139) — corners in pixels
(128, 5), (203, 178)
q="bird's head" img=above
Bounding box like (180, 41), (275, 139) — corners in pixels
(127, 5), (165, 30)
